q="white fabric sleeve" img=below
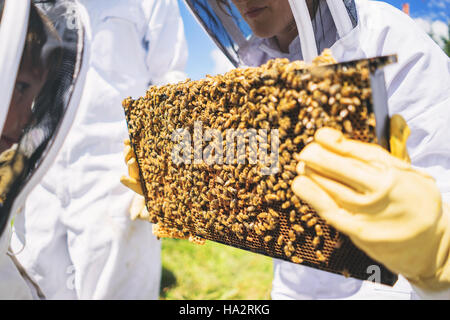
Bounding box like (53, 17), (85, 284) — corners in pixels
(373, 3), (450, 202)
(0, 222), (33, 299)
(144, 0), (188, 85)
(368, 4), (450, 299)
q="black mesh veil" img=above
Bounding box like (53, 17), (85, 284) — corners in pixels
(184, 0), (249, 67)
(0, 0), (85, 236)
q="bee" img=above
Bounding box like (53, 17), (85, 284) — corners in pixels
(307, 217), (318, 228)
(277, 235), (284, 246)
(312, 236), (321, 248)
(284, 245), (293, 258)
(281, 172), (293, 180)
(189, 235), (206, 245)
(289, 210), (296, 223)
(284, 164), (297, 173)
(227, 187), (237, 194)
(315, 224), (324, 236)
(265, 194), (279, 202)
(288, 230), (296, 242)
(279, 181), (289, 189)
(291, 256), (303, 264)
(341, 269), (351, 278)
(315, 250), (326, 262)
(292, 224), (304, 234)
(268, 208), (280, 218)
(291, 195), (301, 208)
(259, 181), (267, 192)
(215, 176), (224, 185)
(281, 201), (291, 209)
(277, 190), (286, 202)
(258, 212), (268, 219)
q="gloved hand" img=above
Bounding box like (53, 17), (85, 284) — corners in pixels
(0, 148), (25, 204)
(292, 118), (450, 295)
(120, 139), (143, 196)
(129, 193), (149, 221)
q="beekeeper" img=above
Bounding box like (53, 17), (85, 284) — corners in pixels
(177, 0), (450, 299)
(9, 0), (188, 299)
(0, 0), (88, 299)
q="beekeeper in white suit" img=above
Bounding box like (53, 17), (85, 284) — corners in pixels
(9, 0), (188, 299)
(0, 0), (88, 299)
(175, 0), (450, 299)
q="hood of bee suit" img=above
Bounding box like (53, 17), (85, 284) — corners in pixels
(0, 0), (89, 237)
(183, 0), (358, 66)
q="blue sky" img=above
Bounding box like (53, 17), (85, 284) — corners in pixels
(177, 0), (450, 80)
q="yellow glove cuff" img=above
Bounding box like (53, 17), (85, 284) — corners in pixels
(120, 139), (144, 196)
(390, 114), (411, 163)
(408, 203), (450, 295)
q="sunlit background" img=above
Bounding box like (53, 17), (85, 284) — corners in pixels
(177, 0), (450, 80)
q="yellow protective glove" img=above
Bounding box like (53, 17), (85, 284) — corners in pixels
(120, 139), (143, 196)
(129, 193), (150, 221)
(389, 114), (411, 163)
(292, 123), (450, 296)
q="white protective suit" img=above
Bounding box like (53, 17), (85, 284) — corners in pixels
(0, 223), (33, 299)
(10, 0), (187, 299)
(259, 0), (450, 300)
(0, 0), (89, 299)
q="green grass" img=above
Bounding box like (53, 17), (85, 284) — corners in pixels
(160, 238), (273, 300)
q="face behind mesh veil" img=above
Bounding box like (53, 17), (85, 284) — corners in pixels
(183, 0), (358, 67)
(0, 0), (85, 236)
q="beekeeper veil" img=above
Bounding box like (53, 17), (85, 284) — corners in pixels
(0, 0), (87, 236)
(183, 0), (358, 66)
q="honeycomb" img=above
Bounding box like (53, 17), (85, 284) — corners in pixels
(123, 52), (398, 285)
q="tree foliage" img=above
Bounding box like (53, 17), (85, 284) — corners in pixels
(442, 22), (450, 57)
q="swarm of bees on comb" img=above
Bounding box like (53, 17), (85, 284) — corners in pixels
(123, 50), (396, 283)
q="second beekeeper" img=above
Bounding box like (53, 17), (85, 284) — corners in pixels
(10, 0), (188, 299)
